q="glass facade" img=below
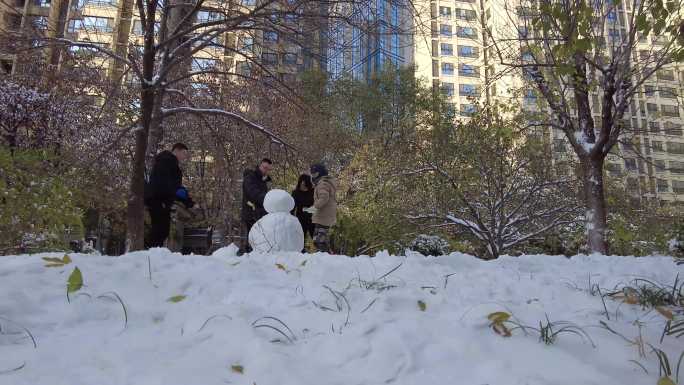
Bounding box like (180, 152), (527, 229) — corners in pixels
(327, 0), (407, 82)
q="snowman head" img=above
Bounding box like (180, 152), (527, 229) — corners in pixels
(263, 189), (295, 213)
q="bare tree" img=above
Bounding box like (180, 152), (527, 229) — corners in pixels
(16, 0), (408, 250)
(487, 0), (683, 253)
(406, 104), (580, 258)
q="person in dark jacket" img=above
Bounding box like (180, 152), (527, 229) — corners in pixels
(239, 158), (273, 255)
(291, 174), (315, 242)
(145, 143), (194, 248)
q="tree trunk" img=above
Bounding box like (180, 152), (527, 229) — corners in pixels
(581, 155), (608, 254)
(126, 11), (158, 251)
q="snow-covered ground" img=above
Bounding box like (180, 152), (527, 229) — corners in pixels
(0, 249), (682, 385)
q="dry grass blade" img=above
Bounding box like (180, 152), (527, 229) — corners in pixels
(253, 324), (294, 344)
(0, 316), (37, 348)
(361, 298), (379, 314)
(251, 316), (296, 341)
(97, 292), (128, 329)
(197, 314), (233, 333)
(628, 360), (649, 375)
(0, 362), (25, 375)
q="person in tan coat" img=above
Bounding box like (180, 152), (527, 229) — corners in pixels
(304, 164), (337, 252)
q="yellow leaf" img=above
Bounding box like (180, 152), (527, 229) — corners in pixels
(62, 255), (72, 264)
(657, 377), (676, 385)
(656, 306), (674, 320)
(167, 295), (186, 303)
(276, 263), (287, 271)
(418, 300), (427, 311)
(42, 257), (63, 263)
(487, 312), (511, 323)
(231, 365), (244, 374)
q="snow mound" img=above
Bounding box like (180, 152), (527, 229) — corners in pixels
(211, 244), (239, 258)
(0, 251), (682, 385)
(249, 213), (304, 253)
(263, 189), (294, 213)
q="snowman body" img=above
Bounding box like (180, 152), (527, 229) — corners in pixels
(249, 189), (304, 253)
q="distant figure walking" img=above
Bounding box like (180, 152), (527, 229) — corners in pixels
(145, 143), (194, 248)
(291, 174), (315, 243)
(239, 158), (273, 255)
(305, 164), (337, 253)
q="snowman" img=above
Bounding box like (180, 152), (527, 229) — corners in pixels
(248, 189), (304, 253)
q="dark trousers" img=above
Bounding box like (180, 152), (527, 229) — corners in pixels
(238, 219), (255, 255)
(313, 224), (331, 253)
(148, 201), (171, 248)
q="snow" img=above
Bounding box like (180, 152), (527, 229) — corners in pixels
(263, 189), (295, 214)
(0, 250), (682, 385)
(574, 131), (595, 154)
(249, 190), (304, 253)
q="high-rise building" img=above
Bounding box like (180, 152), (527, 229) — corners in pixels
(326, 0), (413, 80)
(409, 0), (684, 204)
(0, 0), (327, 82)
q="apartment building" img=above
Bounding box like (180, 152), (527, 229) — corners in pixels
(0, 0), (326, 82)
(410, 0), (684, 204)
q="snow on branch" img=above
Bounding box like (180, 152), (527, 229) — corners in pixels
(160, 107), (294, 149)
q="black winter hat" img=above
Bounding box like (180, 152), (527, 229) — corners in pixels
(310, 163), (329, 178)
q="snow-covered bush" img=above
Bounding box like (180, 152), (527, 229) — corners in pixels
(0, 149), (83, 254)
(409, 234), (450, 256)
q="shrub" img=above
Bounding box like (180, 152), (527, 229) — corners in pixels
(0, 149), (83, 253)
(409, 234), (450, 256)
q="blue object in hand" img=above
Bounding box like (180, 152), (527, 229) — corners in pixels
(176, 187), (189, 200)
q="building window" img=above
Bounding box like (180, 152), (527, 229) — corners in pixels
(625, 158), (637, 171)
(440, 43), (453, 56)
(662, 105), (680, 117)
(241, 0), (256, 6)
(262, 52), (278, 65)
(237, 61), (251, 75)
(665, 122), (683, 137)
(263, 31), (278, 42)
(282, 53), (297, 65)
(667, 141), (684, 154)
(644, 85), (655, 97)
(674, 180), (684, 194)
(440, 24), (452, 37)
(460, 104), (477, 116)
(35, 0), (50, 7)
(441, 82), (455, 97)
(85, 0), (117, 6)
(660, 87), (677, 99)
(197, 10), (223, 23)
(439, 6), (451, 17)
(456, 26), (477, 38)
(458, 45), (478, 57)
(191, 57), (217, 71)
(657, 179), (669, 192)
(647, 103), (658, 114)
(239, 36), (254, 53)
(32, 16), (48, 30)
(441, 62), (455, 75)
(79, 16), (113, 32)
(459, 83), (478, 96)
(657, 70), (675, 81)
(652, 141), (664, 152)
(459, 63), (478, 77)
(670, 161), (684, 174)
(655, 160), (666, 173)
(649, 121), (660, 133)
(455, 8), (477, 20)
